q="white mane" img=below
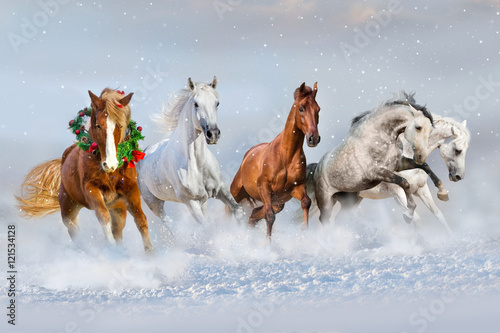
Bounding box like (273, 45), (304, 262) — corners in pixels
(152, 83), (220, 137)
(152, 89), (191, 137)
(432, 114), (471, 148)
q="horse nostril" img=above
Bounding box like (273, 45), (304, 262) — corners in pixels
(102, 162), (108, 170)
(206, 130), (213, 138)
(317, 136), (321, 144)
(456, 175), (462, 181)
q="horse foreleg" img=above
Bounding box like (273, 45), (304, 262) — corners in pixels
(256, 178), (276, 238)
(315, 184), (337, 225)
(109, 200), (127, 244)
(59, 187), (82, 241)
(291, 185), (311, 229)
(415, 183), (452, 234)
(399, 157), (448, 201)
(84, 184), (116, 245)
(124, 186), (154, 253)
(187, 200), (205, 224)
(217, 185), (245, 223)
(249, 206), (265, 227)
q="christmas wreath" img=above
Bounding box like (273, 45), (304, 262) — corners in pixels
(68, 107), (145, 168)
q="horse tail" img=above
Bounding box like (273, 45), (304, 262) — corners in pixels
(292, 163), (320, 223)
(16, 158), (62, 218)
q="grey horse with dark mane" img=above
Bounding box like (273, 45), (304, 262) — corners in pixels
(312, 91), (434, 224)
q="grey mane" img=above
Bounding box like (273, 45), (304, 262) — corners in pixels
(350, 91), (434, 128)
(350, 111), (371, 127)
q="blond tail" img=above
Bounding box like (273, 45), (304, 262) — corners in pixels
(16, 158), (62, 218)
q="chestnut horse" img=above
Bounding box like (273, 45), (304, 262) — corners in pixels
(16, 89), (154, 252)
(230, 82), (320, 237)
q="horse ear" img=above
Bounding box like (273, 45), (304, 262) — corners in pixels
(299, 82), (306, 94)
(312, 82), (318, 98)
(461, 119), (467, 127)
(210, 76), (217, 89)
(88, 90), (104, 110)
(187, 77), (195, 91)
(119, 92), (134, 107)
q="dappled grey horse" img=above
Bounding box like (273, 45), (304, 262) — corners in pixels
(313, 91), (434, 224)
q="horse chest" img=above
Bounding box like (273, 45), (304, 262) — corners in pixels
(270, 162), (304, 192)
(99, 176), (127, 203)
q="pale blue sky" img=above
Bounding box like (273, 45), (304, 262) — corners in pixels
(1, 0), (499, 198)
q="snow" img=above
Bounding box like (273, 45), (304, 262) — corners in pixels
(2, 1), (500, 332)
(1, 191), (499, 332)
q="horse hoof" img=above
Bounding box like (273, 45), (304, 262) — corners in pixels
(437, 192), (449, 202)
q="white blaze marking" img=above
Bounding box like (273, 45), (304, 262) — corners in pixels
(105, 117), (119, 170)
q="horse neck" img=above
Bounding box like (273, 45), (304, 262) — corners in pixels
(378, 107), (414, 140)
(428, 118), (454, 151)
(279, 106), (305, 160)
(171, 103), (207, 161)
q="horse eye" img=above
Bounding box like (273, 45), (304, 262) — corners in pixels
(95, 124), (101, 129)
(455, 149), (462, 155)
(415, 126), (422, 131)
(194, 102), (199, 108)
(216, 102), (220, 107)
(299, 107), (304, 112)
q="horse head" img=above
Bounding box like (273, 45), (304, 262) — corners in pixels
(88, 89), (133, 173)
(293, 82), (321, 147)
(439, 120), (469, 181)
(404, 105), (434, 164)
(188, 76), (220, 145)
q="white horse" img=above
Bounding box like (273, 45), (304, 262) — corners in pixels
(357, 115), (470, 232)
(136, 77), (244, 226)
(312, 91), (435, 225)
(300, 115), (470, 233)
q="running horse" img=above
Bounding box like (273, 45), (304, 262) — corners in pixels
(230, 82), (321, 237)
(16, 89), (154, 252)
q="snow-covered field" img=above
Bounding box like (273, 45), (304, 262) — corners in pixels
(1, 176), (499, 333)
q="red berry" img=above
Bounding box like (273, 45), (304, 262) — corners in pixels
(137, 126), (142, 132)
(75, 130), (80, 135)
(79, 112), (84, 117)
(69, 119), (74, 126)
(90, 142), (98, 150)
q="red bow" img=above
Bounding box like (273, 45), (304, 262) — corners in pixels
(124, 150), (145, 168)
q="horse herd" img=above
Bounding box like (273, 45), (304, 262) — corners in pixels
(16, 78), (470, 253)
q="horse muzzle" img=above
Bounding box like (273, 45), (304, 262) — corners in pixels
(306, 134), (321, 147)
(204, 126), (221, 145)
(102, 162), (116, 173)
(413, 150), (428, 165)
(449, 172), (463, 182)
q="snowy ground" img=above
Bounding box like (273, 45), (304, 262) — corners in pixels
(1, 179), (499, 333)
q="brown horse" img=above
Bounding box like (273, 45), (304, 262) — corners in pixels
(16, 89), (154, 252)
(230, 82), (320, 237)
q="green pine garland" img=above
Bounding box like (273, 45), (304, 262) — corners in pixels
(68, 107), (145, 168)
